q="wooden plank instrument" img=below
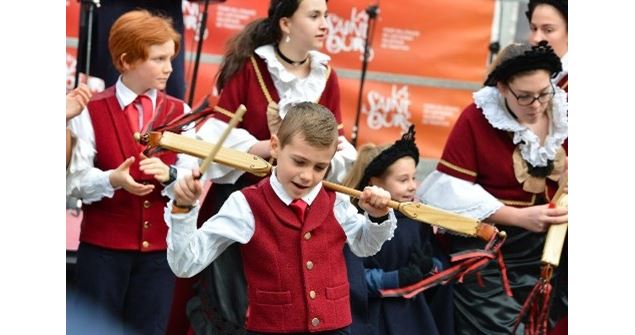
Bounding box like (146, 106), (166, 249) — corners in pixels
(136, 128), (503, 241)
(512, 175), (568, 335)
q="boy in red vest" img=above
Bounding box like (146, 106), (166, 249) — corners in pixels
(166, 102), (397, 335)
(66, 10), (193, 334)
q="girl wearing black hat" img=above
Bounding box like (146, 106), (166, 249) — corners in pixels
(342, 127), (454, 335)
(527, 0), (568, 91)
(416, 41), (568, 335)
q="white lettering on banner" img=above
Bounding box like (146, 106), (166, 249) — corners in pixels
(67, 53), (77, 92)
(326, 8), (374, 61)
(381, 27), (421, 51)
(363, 85), (412, 131)
(182, 1), (208, 41)
(216, 5), (257, 30)
(422, 103), (460, 127)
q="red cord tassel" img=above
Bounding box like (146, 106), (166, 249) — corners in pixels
(511, 265), (554, 335)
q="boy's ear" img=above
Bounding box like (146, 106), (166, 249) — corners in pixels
(119, 52), (134, 71)
(270, 134), (280, 159)
(120, 53), (132, 71)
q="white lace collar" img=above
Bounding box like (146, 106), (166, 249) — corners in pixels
(473, 86), (568, 167)
(254, 45), (331, 118)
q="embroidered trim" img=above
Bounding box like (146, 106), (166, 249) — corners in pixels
(499, 194), (537, 207)
(439, 159), (477, 177)
(213, 105), (236, 119)
(250, 56), (274, 104)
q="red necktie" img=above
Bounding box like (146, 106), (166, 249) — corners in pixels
(290, 199), (308, 222)
(126, 95), (153, 133)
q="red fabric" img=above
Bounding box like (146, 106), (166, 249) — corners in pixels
(290, 199), (308, 222)
(437, 103), (567, 205)
(82, 86), (184, 251)
(240, 178), (351, 333)
(549, 316), (567, 335)
(209, 55), (345, 139)
(125, 95), (153, 133)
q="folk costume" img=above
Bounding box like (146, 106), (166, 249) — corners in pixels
(347, 127), (454, 335)
(166, 171), (397, 333)
(417, 42), (568, 334)
(168, 45), (357, 334)
(66, 78), (190, 334)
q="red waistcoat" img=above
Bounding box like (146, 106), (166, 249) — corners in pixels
(240, 179), (351, 333)
(81, 86), (184, 251)
(210, 55), (344, 141)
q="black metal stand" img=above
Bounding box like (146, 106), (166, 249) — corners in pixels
(351, 5), (379, 148)
(74, 0), (101, 89)
(187, 0), (212, 106)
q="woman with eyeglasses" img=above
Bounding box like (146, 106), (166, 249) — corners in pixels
(415, 41), (568, 335)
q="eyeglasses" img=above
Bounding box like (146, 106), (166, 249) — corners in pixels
(507, 85), (555, 106)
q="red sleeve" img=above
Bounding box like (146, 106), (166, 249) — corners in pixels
(436, 103), (480, 183)
(212, 61), (252, 123)
(318, 67), (344, 136)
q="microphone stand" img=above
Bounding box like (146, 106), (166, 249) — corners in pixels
(74, 0), (101, 89)
(351, 4), (379, 148)
(187, 0), (212, 106)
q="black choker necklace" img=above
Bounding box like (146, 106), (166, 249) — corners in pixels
(274, 44), (309, 66)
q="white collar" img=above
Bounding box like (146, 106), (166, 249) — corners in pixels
(269, 167), (323, 206)
(115, 76), (158, 109)
(473, 86), (568, 167)
(254, 45), (331, 83)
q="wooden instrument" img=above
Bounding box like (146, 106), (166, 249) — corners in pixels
(136, 130), (503, 241)
(541, 175), (568, 267)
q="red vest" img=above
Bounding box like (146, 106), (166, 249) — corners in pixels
(240, 179), (351, 333)
(81, 86), (184, 251)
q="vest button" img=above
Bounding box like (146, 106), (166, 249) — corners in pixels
(306, 261), (314, 270)
(142, 241), (150, 248)
(304, 232), (312, 240)
(311, 317), (320, 327)
(143, 200), (151, 208)
(143, 221), (150, 229)
(309, 290), (316, 299)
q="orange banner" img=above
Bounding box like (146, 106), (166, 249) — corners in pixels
(338, 78), (472, 159)
(66, 0), (494, 159)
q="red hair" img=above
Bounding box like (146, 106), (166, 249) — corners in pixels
(108, 9), (181, 73)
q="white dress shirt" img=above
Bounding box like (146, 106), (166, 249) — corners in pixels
(66, 77), (195, 204)
(165, 170), (397, 278)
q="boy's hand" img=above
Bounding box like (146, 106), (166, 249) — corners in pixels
(139, 154), (170, 183)
(174, 168), (202, 207)
(66, 83), (92, 121)
(358, 185), (391, 219)
(109, 156), (155, 196)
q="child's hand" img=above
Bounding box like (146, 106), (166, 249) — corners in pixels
(109, 156), (155, 196)
(174, 167), (202, 207)
(66, 83), (92, 122)
(139, 154), (170, 183)
(358, 185), (391, 219)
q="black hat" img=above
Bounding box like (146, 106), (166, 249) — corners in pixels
(355, 125), (420, 191)
(484, 41), (562, 86)
(526, 0), (568, 23)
